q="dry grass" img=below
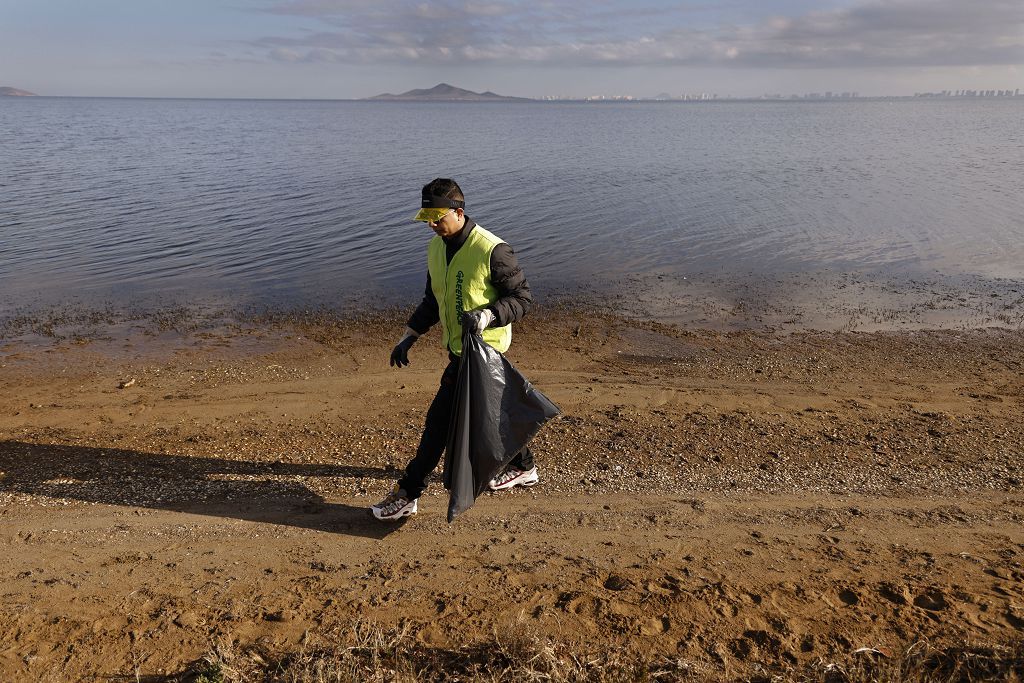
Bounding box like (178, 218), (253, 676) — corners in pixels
(178, 616), (703, 683)
(801, 639), (1024, 683)
(171, 624), (1022, 683)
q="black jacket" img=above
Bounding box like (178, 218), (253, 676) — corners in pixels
(407, 217), (533, 335)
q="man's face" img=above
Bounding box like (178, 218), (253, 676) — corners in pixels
(428, 208), (463, 238)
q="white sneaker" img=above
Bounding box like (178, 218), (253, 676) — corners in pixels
(370, 487), (417, 521)
(488, 466), (539, 491)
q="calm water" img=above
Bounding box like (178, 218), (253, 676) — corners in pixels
(2, 97), (1022, 316)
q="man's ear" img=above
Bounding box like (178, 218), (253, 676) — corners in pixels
(455, 207), (465, 218)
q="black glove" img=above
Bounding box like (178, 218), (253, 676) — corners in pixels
(462, 308), (495, 336)
(390, 333), (417, 367)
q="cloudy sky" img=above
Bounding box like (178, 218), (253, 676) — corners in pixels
(1, 0), (1021, 98)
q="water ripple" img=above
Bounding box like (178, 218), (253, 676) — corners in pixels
(2, 97), (1022, 311)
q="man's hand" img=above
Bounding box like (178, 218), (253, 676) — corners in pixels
(390, 329), (419, 367)
(462, 308), (495, 335)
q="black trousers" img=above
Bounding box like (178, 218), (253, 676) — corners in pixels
(398, 357), (534, 500)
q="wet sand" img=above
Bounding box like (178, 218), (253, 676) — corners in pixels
(1, 306), (1023, 680)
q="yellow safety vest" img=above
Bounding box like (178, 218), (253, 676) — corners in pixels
(428, 224), (513, 356)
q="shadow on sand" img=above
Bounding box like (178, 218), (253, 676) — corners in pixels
(0, 440), (411, 539)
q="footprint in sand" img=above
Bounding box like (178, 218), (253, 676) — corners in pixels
(878, 582), (910, 605)
(416, 623), (448, 647)
(603, 573), (633, 591)
(729, 638), (753, 660)
(557, 591), (602, 619)
(639, 616), (671, 635)
(913, 588), (948, 611)
(839, 589), (860, 606)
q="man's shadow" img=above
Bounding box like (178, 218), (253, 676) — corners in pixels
(0, 441), (412, 539)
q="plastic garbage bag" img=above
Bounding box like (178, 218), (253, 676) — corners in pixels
(443, 328), (560, 522)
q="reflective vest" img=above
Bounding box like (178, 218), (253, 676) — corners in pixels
(428, 224), (513, 356)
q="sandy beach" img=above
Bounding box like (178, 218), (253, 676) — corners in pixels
(1, 308), (1022, 681)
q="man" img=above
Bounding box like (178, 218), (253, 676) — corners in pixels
(371, 178), (536, 521)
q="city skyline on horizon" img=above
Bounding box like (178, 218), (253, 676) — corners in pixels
(1, 0), (1022, 100)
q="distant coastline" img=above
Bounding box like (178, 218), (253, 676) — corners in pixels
(3, 88), (1020, 103)
(364, 83), (532, 102)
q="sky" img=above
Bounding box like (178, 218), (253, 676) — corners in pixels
(1, 0), (1022, 99)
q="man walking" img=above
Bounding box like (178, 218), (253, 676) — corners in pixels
(372, 178), (536, 521)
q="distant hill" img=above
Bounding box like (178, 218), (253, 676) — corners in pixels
(0, 87), (38, 97)
(366, 83), (531, 102)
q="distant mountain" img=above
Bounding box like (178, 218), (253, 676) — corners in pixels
(0, 87), (38, 96)
(366, 83), (531, 102)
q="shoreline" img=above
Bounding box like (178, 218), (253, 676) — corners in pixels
(1, 309), (1022, 680)
(3, 267), (1023, 345)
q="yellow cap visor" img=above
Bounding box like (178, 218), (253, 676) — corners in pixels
(413, 207), (453, 222)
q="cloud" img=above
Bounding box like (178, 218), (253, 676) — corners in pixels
(269, 47), (303, 62)
(251, 0), (1024, 69)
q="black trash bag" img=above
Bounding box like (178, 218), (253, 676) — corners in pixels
(443, 328), (560, 522)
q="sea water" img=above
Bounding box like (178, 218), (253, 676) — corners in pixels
(2, 97), (1022, 318)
